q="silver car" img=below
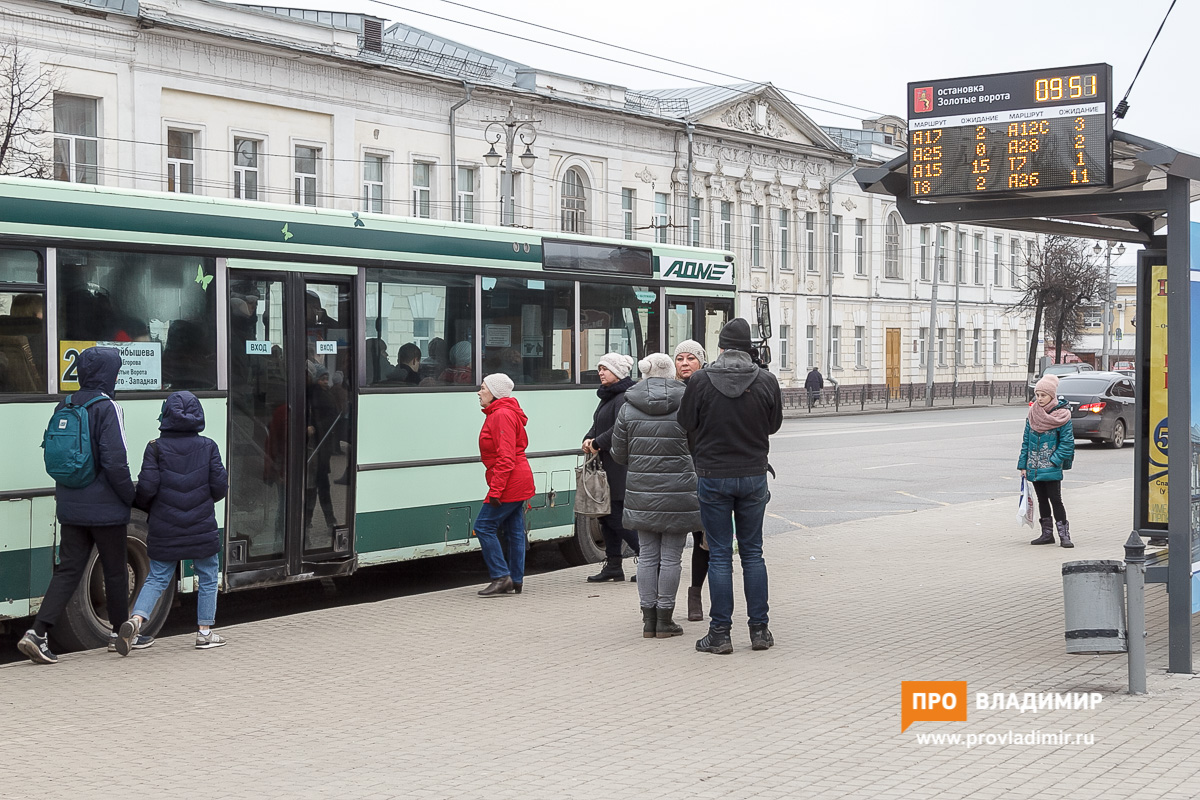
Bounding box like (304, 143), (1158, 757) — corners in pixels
(1056, 372), (1135, 448)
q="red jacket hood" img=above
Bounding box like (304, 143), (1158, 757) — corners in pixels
(483, 396), (528, 425)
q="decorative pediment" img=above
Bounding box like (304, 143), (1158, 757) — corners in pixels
(691, 85), (842, 152)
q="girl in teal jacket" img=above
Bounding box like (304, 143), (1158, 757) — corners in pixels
(1018, 374), (1075, 547)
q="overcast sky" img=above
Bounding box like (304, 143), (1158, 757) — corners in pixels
(234, 0), (1194, 233)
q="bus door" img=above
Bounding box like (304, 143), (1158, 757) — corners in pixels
(224, 271), (357, 588)
(666, 296), (733, 360)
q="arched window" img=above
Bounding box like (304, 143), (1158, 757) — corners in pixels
(561, 167), (587, 233)
(884, 212), (902, 278)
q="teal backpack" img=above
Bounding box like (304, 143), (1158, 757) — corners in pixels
(42, 394), (106, 488)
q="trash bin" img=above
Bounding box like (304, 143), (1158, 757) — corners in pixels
(1062, 560), (1127, 654)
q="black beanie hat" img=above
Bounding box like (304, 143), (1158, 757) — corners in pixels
(718, 318), (753, 352)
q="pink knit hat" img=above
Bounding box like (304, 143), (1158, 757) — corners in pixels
(1034, 374), (1060, 397)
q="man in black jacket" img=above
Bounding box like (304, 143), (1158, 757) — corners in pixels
(679, 319), (782, 654)
(18, 347), (135, 664)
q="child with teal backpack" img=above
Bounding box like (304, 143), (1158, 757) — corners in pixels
(1018, 373), (1076, 548)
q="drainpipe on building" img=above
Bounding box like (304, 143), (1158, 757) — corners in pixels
(824, 156), (858, 383)
(448, 82), (474, 223)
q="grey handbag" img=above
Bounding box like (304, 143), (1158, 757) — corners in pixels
(574, 453), (611, 517)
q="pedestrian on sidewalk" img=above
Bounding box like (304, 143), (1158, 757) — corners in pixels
(116, 391), (230, 654)
(582, 353), (640, 583)
(474, 373), (535, 596)
(611, 353), (702, 639)
(674, 339), (709, 622)
(18, 347), (134, 665)
(1019, 374), (1076, 548)
(680, 319), (782, 654)
(805, 366), (824, 409)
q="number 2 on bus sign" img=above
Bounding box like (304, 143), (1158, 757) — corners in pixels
(59, 340), (96, 391)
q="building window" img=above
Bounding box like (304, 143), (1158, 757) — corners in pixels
(456, 166), (475, 223)
(779, 324), (790, 369)
(53, 96), (98, 185)
(956, 327), (965, 365)
(1082, 306), (1102, 328)
(938, 228), (949, 282)
(973, 233), (983, 284)
(720, 202), (732, 251)
(412, 162), (432, 218)
(855, 219), (866, 276)
(363, 154), (386, 213)
(654, 192), (669, 244)
(778, 209), (789, 270)
(919, 227), (930, 281)
(689, 197), (702, 247)
(1010, 237), (1020, 285)
(974, 328), (982, 364)
(854, 325), (865, 367)
(832, 215), (842, 274)
(1012, 330), (1020, 365)
(805, 212), (817, 273)
(233, 138), (260, 201)
(885, 213), (901, 278)
(937, 328), (946, 366)
(294, 145), (319, 206)
(806, 324), (815, 368)
(993, 236), (1002, 286)
(750, 205), (762, 267)
(831, 325), (841, 368)
(561, 167), (587, 233)
(919, 327), (927, 367)
(993, 328), (1002, 365)
(166, 130), (196, 194)
(622, 188), (635, 240)
(956, 231), (966, 283)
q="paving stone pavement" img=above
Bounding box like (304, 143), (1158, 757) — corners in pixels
(3, 478), (1200, 800)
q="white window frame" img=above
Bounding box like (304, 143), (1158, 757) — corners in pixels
(560, 166), (588, 234)
(231, 132), (266, 202)
(53, 94), (100, 185)
(750, 205), (763, 267)
(778, 209), (790, 270)
(363, 151), (389, 214)
(806, 324), (816, 368)
(956, 231), (966, 283)
(456, 164), (478, 223)
(919, 327), (927, 367)
(938, 328), (946, 366)
(884, 214), (901, 279)
(292, 140), (323, 207)
(411, 158), (436, 219)
(993, 236), (1002, 286)
(854, 219), (866, 276)
(973, 233), (984, 284)
(805, 212), (817, 273)
(721, 202), (733, 251)
(973, 327), (982, 365)
(689, 196), (702, 247)
(831, 325), (841, 369)
(993, 328), (1002, 366)
(1010, 237), (1021, 285)
(622, 188), (635, 240)
(779, 324), (791, 370)
(938, 228), (949, 282)
(956, 327), (965, 365)
(164, 122), (204, 195)
(919, 227), (930, 281)
(854, 325), (865, 367)
(832, 215), (842, 274)
(654, 192), (670, 244)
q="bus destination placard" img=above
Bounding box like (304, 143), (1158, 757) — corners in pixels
(907, 64), (1112, 198)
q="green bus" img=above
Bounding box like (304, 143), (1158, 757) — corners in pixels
(0, 177), (737, 650)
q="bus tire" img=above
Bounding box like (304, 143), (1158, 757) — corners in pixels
(560, 514), (606, 566)
(51, 516), (174, 652)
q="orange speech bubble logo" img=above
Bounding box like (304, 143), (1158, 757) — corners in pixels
(901, 681), (968, 732)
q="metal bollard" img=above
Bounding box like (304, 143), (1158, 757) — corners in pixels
(1124, 532), (1147, 694)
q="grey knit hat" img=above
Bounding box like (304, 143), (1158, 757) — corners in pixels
(673, 339), (706, 365)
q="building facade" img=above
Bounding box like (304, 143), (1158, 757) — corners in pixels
(3, 0), (1036, 387)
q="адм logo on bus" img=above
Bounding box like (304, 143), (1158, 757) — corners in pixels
(664, 260), (730, 283)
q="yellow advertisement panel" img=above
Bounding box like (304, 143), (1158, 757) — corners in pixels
(1147, 264), (1168, 524)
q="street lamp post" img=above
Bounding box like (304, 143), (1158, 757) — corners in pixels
(483, 100), (538, 227)
(1093, 240), (1126, 371)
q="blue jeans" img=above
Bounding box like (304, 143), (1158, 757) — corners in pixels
(697, 475), (770, 629)
(133, 552), (220, 627)
(473, 501), (526, 584)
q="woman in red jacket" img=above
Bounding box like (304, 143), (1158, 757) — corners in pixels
(475, 373), (536, 596)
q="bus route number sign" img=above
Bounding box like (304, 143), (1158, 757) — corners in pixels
(907, 64), (1112, 198)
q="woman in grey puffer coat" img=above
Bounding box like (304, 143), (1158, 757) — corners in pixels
(611, 353), (702, 639)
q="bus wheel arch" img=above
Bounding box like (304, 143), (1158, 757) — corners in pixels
(52, 515), (174, 652)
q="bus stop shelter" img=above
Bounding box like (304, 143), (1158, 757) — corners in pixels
(855, 129), (1200, 673)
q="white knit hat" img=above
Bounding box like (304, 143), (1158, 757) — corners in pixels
(673, 339), (706, 365)
(597, 352), (634, 380)
(638, 353), (675, 380)
(482, 372), (514, 398)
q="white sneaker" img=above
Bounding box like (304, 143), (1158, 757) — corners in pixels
(195, 631), (228, 650)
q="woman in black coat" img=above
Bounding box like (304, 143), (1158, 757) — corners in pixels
(582, 352), (639, 582)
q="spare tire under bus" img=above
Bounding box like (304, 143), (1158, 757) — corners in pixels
(51, 512), (175, 652)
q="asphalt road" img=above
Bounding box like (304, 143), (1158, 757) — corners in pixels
(3, 404), (1134, 660)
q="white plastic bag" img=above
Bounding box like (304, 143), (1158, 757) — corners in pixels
(1016, 477), (1035, 528)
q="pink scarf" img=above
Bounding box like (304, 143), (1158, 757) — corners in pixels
(1029, 399), (1070, 433)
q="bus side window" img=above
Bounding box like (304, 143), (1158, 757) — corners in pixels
(0, 292), (46, 394)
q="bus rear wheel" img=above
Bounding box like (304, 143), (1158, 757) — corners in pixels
(52, 518), (174, 652)
(560, 514), (606, 566)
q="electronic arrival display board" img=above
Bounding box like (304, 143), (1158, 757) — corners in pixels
(907, 64), (1112, 198)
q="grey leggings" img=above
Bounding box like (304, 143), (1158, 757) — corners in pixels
(636, 530), (687, 610)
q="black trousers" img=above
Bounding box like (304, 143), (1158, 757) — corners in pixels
(691, 531), (709, 588)
(1032, 480), (1067, 522)
(34, 523), (129, 636)
(599, 499), (640, 559)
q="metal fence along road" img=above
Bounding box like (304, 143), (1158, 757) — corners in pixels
(782, 381), (1031, 415)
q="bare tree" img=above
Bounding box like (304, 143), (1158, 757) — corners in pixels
(0, 41), (57, 178)
(1011, 235), (1107, 381)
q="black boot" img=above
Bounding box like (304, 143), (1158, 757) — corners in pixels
(696, 626), (733, 655)
(687, 587), (703, 621)
(587, 557), (625, 582)
(656, 607), (683, 638)
(1057, 520), (1074, 548)
(478, 576), (513, 596)
(641, 607), (657, 639)
(749, 623), (774, 651)
(1031, 518), (1055, 545)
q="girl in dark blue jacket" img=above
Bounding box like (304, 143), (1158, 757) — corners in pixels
(116, 391), (229, 655)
